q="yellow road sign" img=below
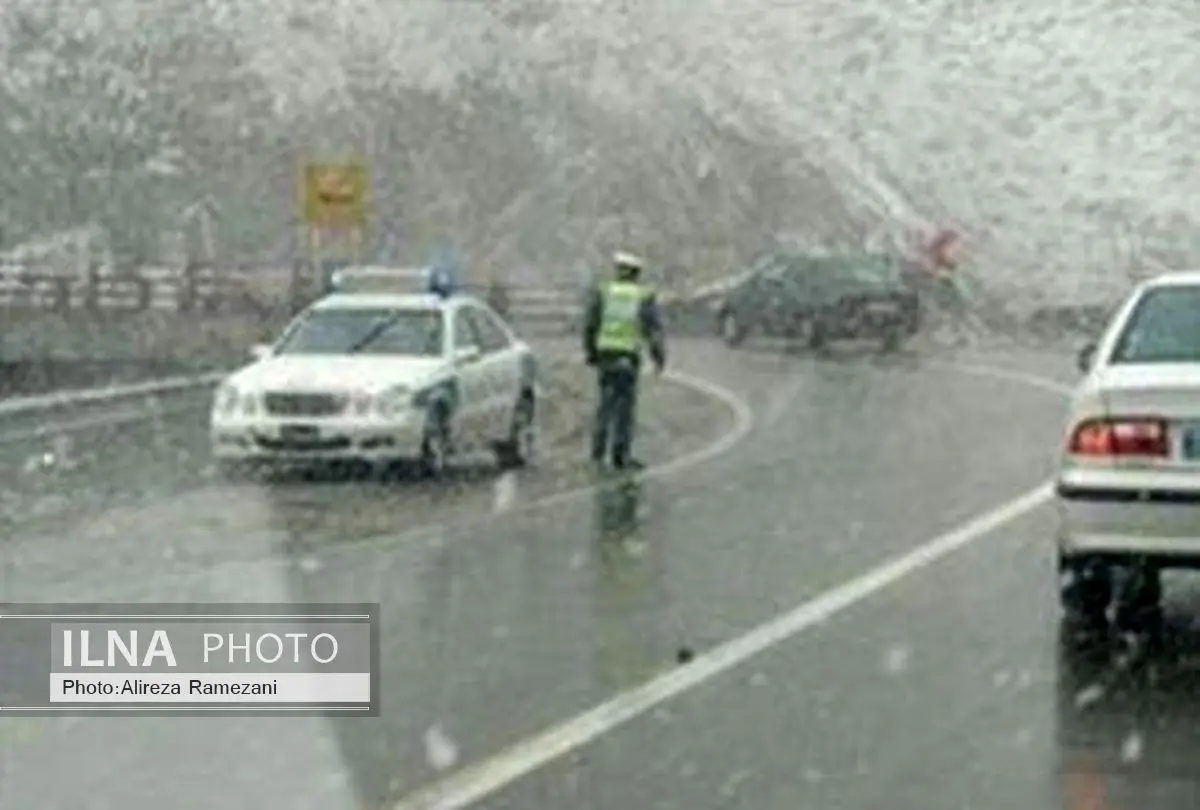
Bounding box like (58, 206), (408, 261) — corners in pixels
(301, 162), (368, 227)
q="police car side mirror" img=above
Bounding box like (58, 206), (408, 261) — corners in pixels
(453, 345), (481, 364)
(250, 344), (273, 361)
(1076, 342), (1096, 373)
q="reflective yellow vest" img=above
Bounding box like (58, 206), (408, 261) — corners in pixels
(596, 281), (651, 354)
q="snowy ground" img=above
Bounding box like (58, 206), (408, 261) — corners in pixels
(2, 0), (1197, 306)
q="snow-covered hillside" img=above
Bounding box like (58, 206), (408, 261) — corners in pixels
(2, 0), (1197, 303)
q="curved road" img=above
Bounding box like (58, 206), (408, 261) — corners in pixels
(2, 337), (1192, 809)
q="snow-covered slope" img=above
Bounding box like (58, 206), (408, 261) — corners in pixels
(2, 0), (1197, 304)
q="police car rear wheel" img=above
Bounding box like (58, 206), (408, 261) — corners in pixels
(496, 392), (536, 469)
(419, 409), (453, 478)
(808, 318), (830, 352)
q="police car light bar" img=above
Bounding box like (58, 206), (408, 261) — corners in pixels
(330, 265), (456, 297)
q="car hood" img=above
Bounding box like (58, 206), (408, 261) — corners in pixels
(224, 355), (444, 394)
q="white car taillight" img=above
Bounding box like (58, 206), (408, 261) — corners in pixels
(1068, 416), (1169, 458)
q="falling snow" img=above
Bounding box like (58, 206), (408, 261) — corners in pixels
(1075, 683), (1106, 710)
(884, 644), (911, 674)
(1121, 731), (1144, 763)
(423, 724), (460, 772)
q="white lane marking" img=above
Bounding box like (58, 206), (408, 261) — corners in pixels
(390, 483), (1054, 810)
(927, 359), (1074, 395)
(637, 369), (753, 479)
(474, 369), (754, 504)
(389, 359), (1074, 810)
(492, 472), (518, 513)
(327, 370), (755, 556)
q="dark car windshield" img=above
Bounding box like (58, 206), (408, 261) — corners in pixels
(273, 307), (444, 356)
(1110, 285), (1200, 364)
(827, 257), (902, 285)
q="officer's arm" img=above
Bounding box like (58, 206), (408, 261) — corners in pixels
(640, 294), (667, 368)
(582, 286), (604, 359)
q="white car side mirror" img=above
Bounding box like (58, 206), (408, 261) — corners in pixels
(250, 344), (273, 361)
(454, 345), (482, 364)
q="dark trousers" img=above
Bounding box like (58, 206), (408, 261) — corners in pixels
(591, 356), (639, 464)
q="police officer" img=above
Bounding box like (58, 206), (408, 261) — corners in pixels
(582, 251), (666, 469)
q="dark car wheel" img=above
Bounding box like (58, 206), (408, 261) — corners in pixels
(719, 309), (748, 347)
(880, 325), (904, 353)
(1058, 554), (1112, 631)
(807, 316), (830, 352)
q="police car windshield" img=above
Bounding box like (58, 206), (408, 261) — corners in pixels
(274, 307), (444, 357)
(1110, 285), (1200, 364)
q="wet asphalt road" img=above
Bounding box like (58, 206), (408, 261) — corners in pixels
(3, 336), (1198, 810)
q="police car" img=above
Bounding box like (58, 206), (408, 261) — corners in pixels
(209, 266), (538, 477)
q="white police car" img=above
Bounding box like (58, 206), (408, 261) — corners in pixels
(210, 266), (537, 476)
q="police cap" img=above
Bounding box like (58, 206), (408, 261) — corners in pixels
(613, 251), (646, 272)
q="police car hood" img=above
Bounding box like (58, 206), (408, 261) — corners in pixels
(227, 355), (444, 394)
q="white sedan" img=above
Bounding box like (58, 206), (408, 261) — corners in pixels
(1056, 271), (1200, 628)
(210, 284), (538, 477)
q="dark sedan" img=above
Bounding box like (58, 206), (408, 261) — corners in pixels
(715, 252), (922, 351)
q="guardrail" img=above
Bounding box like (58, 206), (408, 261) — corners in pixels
(0, 258), (740, 414)
(0, 264), (271, 313)
(11, 264), (1084, 418)
(0, 263), (729, 316)
(0, 263), (592, 325)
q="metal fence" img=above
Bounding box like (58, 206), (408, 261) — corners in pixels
(0, 265), (256, 313)
(0, 264), (589, 333)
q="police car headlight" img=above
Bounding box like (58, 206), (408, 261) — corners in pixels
(374, 387), (413, 418)
(239, 392), (259, 416)
(215, 384), (240, 415)
(349, 391), (373, 417)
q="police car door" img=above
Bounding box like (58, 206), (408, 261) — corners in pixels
(462, 305), (520, 440)
(449, 307), (488, 446)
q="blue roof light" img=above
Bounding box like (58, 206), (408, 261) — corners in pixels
(426, 266), (457, 298)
